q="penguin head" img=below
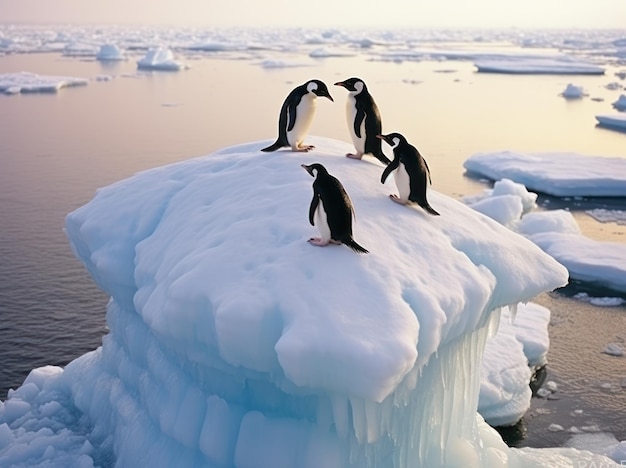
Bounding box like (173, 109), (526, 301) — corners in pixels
(377, 132), (406, 149)
(306, 80), (334, 102)
(301, 163), (329, 178)
(334, 77), (366, 94)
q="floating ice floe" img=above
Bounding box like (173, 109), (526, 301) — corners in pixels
(137, 47), (187, 71)
(309, 47), (356, 58)
(474, 58), (605, 75)
(258, 59), (313, 69)
(462, 179), (626, 294)
(96, 43), (125, 61)
(0, 72), (88, 94)
(596, 113), (626, 130)
(517, 209), (626, 294)
(585, 208), (626, 225)
(560, 83), (586, 99)
(574, 292), (625, 307)
(3, 137), (613, 467)
(464, 151), (626, 197)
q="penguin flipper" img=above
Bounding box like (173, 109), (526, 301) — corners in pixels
(380, 158), (399, 183)
(308, 194), (319, 226)
(342, 237), (369, 254)
(353, 107), (365, 138)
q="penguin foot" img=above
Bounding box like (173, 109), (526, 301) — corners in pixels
(346, 152), (363, 160)
(308, 237), (330, 246)
(389, 194), (408, 205)
(294, 144), (315, 152)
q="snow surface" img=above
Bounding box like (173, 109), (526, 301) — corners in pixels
(2, 137), (612, 468)
(474, 58), (605, 75)
(596, 113), (626, 130)
(464, 151), (626, 197)
(0, 72), (88, 94)
(137, 47), (187, 71)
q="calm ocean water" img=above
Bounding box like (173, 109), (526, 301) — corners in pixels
(0, 44), (624, 448)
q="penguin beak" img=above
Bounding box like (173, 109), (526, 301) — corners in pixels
(301, 164), (314, 177)
(376, 134), (390, 145)
(324, 93), (334, 102)
(334, 81), (345, 88)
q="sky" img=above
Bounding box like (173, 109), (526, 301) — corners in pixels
(0, 0), (625, 29)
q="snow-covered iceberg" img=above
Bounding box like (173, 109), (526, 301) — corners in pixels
(464, 151), (626, 197)
(2, 137), (618, 467)
(137, 47), (187, 71)
(96, 43), (125, 61)
(0, 72), (88, 94)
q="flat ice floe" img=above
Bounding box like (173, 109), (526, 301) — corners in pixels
(0, 72), (88, 94)
(595, 113), (626, 130)
(464, 151), (626, 197)
(4, 137), (614, 468)
(474, 58), (605, 75)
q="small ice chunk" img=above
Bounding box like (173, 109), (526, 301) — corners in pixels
(602, 343), (624, 356)
(548, 423), (564, 432)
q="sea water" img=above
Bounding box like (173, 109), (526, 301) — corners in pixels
(0, 41), (624, 448)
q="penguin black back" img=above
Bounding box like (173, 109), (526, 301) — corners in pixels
(378, 133), (440, 216)
(302, 163), (369, 254)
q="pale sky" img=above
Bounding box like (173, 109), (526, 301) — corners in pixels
(0, 0), (624, 29)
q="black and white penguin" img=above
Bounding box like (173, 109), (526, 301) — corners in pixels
(261, 79), (334, 152)
(301, 163), (369, 254)
(334, 77), (390, 165)
(377, 133), (440, 216)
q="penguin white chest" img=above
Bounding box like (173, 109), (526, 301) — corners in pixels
(393, 162), (411, 202)
(314, 198), (332, 242)
(287, 94), (317, 147)
(346, 95), (365, 153)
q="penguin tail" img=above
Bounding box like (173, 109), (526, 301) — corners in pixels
(373, 151), (391, 165)
(261, 140), (284, 152)
(420, 203), (440, 216)
(343, 238), (369, 254)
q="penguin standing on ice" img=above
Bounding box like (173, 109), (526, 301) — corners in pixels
(261, 79), (334, 153)
(377, 133), (440, 216)
(334, 77), (390, 165)
(301, 163), (369, 254)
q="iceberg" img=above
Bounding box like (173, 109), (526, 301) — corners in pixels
(1, 137), (619, 467)
(464, 151), (626, 197)
(137, 47), (187, 71)
(612, 94), (626, 111)
(560, 83), (586, 99)
(96, 44), (125, 61)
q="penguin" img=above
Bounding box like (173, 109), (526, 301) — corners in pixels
(261, 79), (334, 152)
(377, 133), (440, 216)
(334, 77), (390, 165)
(301, 163), (369, 254)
